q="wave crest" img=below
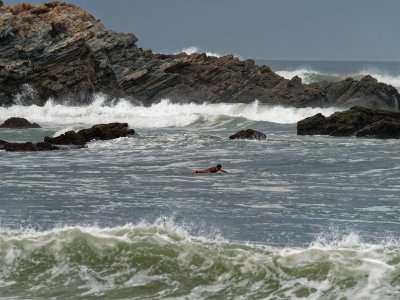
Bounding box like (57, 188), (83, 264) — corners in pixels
(0, 97), (341, 128)
(0, 221), (400, 299)
(277, 68), (400, 91)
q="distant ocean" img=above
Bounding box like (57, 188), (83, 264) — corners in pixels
(1, 60), (400, 299)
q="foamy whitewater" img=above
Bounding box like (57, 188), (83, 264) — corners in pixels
(258, 60), (400, 91)
(1, 60), (400, 299)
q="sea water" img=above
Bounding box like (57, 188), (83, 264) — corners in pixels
(1, 61), (400, 299)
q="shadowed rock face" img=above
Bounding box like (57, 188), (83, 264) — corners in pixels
(229, 129), (266, 140)
(0, 2), (399, 109)
(0, 117), (40, 128)
(297, 106), (400, 138)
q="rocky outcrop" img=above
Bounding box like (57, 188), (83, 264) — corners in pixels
(44, 130), (86, 146)
(0, 2), (399, 109)
(0, 117), (40, 128)
(2, 141), (59, 151)
(1, 122), (135, 151)
(229, 129), (266, 140)
(297, 106), (400, 138)
(44, 123), (135, 145)
(309, 76), (399, 110)
(77, 123), (135, 142)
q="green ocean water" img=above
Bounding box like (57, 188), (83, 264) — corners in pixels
(1, 60), (400, 299)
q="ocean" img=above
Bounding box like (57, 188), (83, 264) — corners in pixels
(1, 61), (400, 299)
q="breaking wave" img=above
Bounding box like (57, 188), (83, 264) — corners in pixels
(277, 68), (400, 90)
(0, 97), (340, 128)
(1, 219), (400, 299)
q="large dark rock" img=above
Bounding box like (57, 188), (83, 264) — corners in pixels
(0, 3), (398, 109)
(77, 123), (135, 142)
(3, 122), (135, 151)
(43, 123), (135, 147)
(297, 106), (400, 138)
(3, 141), (59, 151)
(44, 130), (86, 145)
(310, 76), (399, 110)
(0, 117), (40, 128)
(229, 129), (266, 140)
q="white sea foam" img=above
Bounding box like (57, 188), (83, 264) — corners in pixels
(178, 46), (242, 59)
(179, 46), (224, 58)
(277, 68), (400, 90)
(0, 96), (341, 128)
(1, 222), (400, 299)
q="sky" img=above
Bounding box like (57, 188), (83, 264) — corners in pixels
(4, 0), (400, 61)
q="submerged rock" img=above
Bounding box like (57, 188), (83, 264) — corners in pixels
(229, 129), (266, 140)
(0, 3), (398, 109)
(0, 117), (40, 128)
(297, 106), (400, 138)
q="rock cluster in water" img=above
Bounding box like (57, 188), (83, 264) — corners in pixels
(229, 129), (266, 140)
(297, 106), (400, 138)
(0, 119), (135, 151)
(0, 2), (399, 110)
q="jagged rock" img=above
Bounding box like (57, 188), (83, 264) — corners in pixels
(310, 75), (399, 110)
(229, 129), (266, 140)
(297, 106), (400, 138)
(3, 141), (59, 151)
(0, 2), (398, 109)
(44, 123), (135, 146)
(3, 122), (135, 151)
(35, 142), (60, 151)
(44, 130), (86, 145)
(77, 123), (135, 141)
(355, 117), (400, 139)
(0, 117), (40, 128)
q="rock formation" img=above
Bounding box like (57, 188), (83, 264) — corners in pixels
(229, 129), (266, 140)
(0, 117), (40, 128)
(0, 2), (399, 110)
(44, 122), (135, 145)
(297, 106), (400, 138)
(1, 122), (135, 151)
(3, 141), (59, 151)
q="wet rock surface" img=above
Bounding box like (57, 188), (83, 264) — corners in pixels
(1, 122), (135, 151)
(0, 117), (40, 128)
(0, 2), (399, 109)
(297, 106), (400, 138)
(2, 141), (59, 151)
(229, 129), (266, 140)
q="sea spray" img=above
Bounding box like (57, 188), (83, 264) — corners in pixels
(1, 221), (400, 299)
(0, 97), (341, 129)
(258, 60), (400, 91)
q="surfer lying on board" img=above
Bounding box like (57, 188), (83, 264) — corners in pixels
(193, 164), (228, 174)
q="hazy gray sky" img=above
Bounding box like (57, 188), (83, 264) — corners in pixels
(5, 0), (399, 61)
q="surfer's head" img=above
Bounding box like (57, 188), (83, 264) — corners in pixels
(216, 164), (222, 169)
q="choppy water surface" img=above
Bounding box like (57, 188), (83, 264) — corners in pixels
(1, 100), (400, 299)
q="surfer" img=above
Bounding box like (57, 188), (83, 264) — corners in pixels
(193, 164), (227, 174)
